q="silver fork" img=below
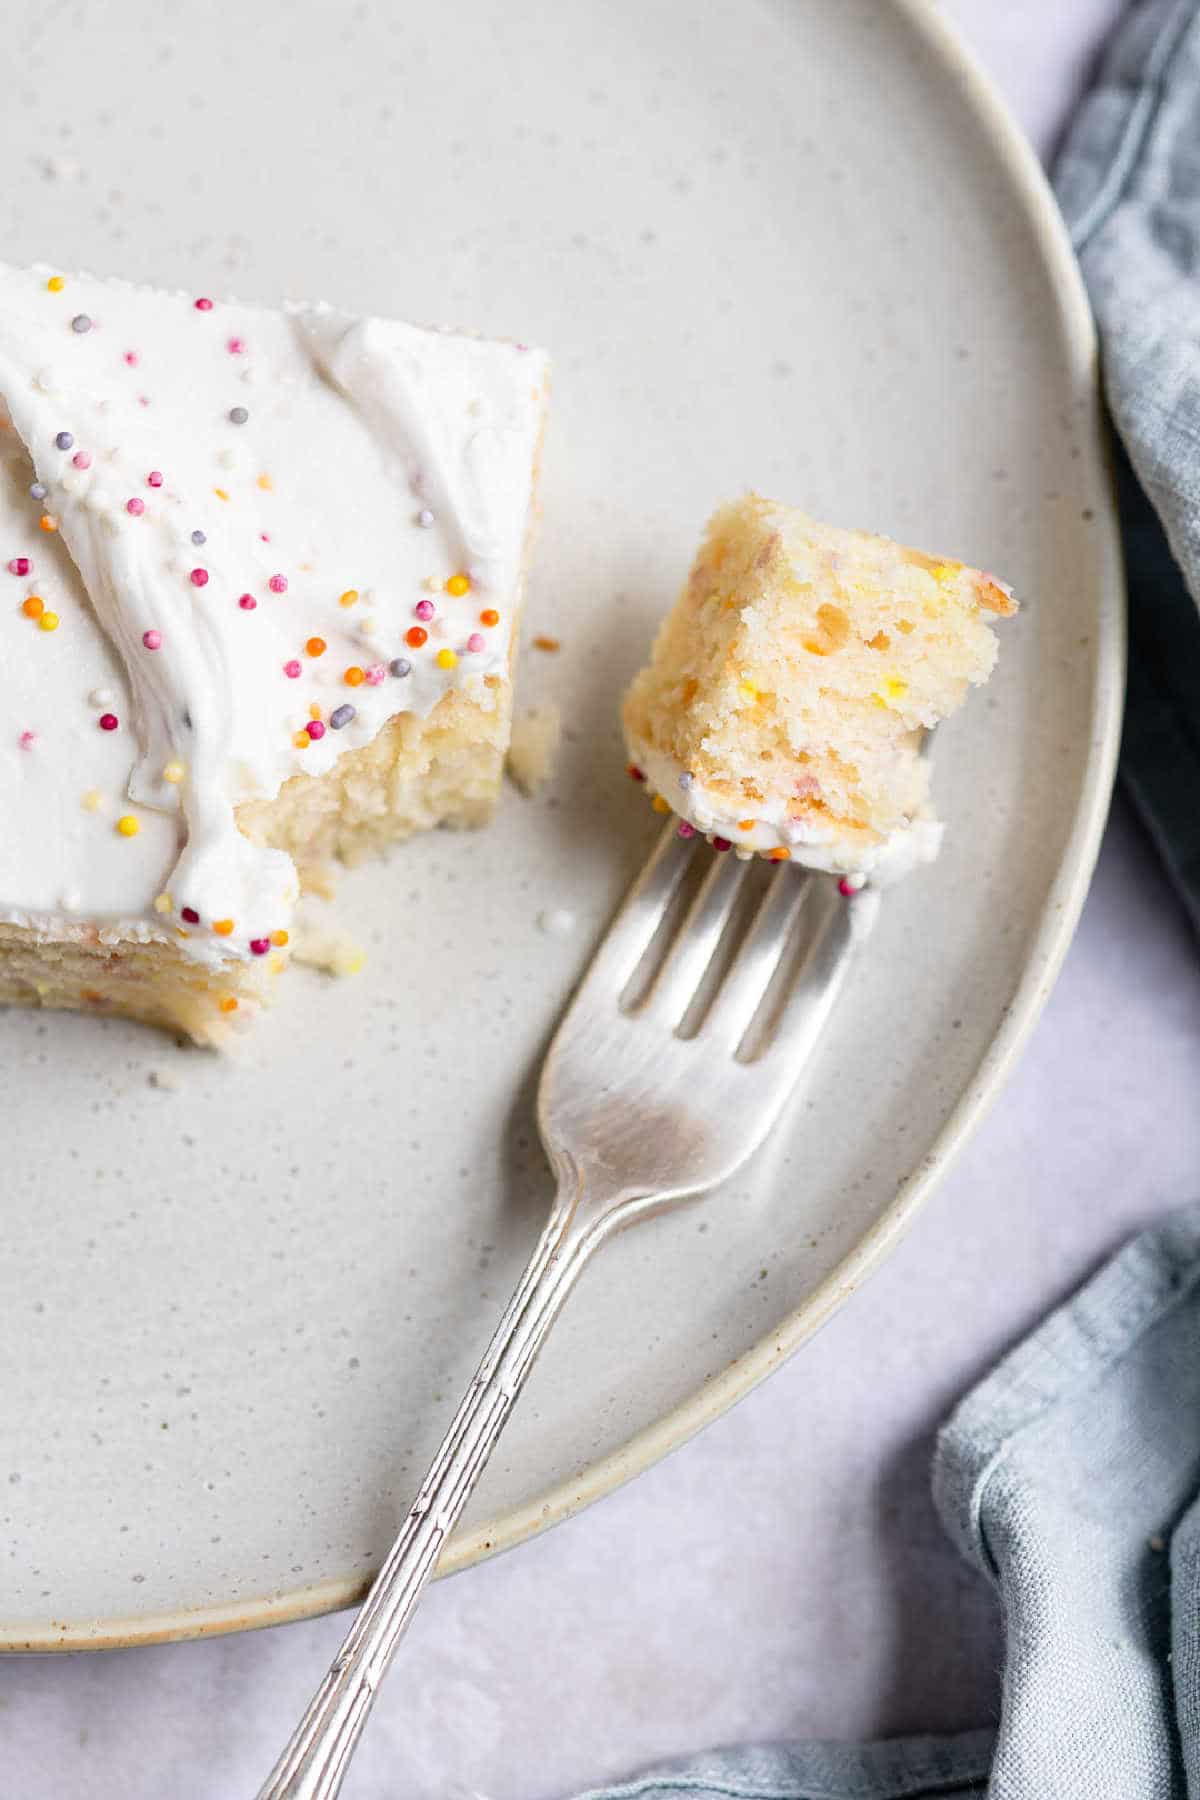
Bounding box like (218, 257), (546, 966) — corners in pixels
(258, 824), (876, 1800)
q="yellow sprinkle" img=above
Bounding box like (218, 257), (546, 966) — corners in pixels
(308, 703), (322, 721)
(153, 893), (173, 914)
(270, 929), (289, 947)
(212, 919), (235, 936)
(46, 275), (65, 293)
(213, 487), (230, 502)
(931, 562), (960, 585)
(738, 680), (758, 702)
(176, 928), (190, 939)
(338, 589), (359, 608)
(874, 676), (909, 706)
(435, 647), (458, 670)
(38, 610), (59, 632)
(218, 996), (238, 1014)
(256, 472), (273, 491)
(116, 814), (140, 837)
(81, 788), (104, 813)
(338, 949), (366, 976)
(268, 954), (287, 976)
(293, 729), (311, 749)
(445, 573), (470, 597)
(162, 761), (185, 784)
(651, 794), (671, 814)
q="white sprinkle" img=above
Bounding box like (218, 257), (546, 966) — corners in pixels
(537, 908), (576, 938)
(59, 892), (81, 914)
(32, 367), (57, 395)
(89, 687), (116, 708)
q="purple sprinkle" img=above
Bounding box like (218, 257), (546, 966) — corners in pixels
(417, 508), (435, 529)
(678, 771), (695, 790)
(54, 430), (74, 451)
(329, 703), (356, 731)
(29, 483), (46, 501)
(388, 657), (412, 679)
(191, 529), (206, 546)
(70, 314), (92, 334)
(228, 405), (248, 425)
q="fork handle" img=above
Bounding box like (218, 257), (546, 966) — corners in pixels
(256, 1179), (597, 1800)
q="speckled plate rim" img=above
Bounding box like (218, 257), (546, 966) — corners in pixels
(7, 0), (1125, 1652)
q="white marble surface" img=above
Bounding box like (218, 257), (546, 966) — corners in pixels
(10, 3), (1199, 1797)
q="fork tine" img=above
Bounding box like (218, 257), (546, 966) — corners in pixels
(700, 865), (815, 1054)
(639, 847), (749, 1026)
(575, 823), (695, 1003)
(739, 881), (864, 1065)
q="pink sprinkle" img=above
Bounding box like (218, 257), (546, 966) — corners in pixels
(98, 712), (119, 732)
(267, 573), (287, 594)
(364, 664), (386, 686)
(142, 629), (162, 650)
(126, 497), (145, 516)
(466, 632), (485, 654)
(415, 598), (435, 622)
(283, 659), (301, 679)
(189, 567), (209, 587)
(677, 820), (696, 839)
(138, 396), (151, 408)
(123, 350), (139, 367)
(238, 592), (257, 611)
(8, 557), (31, 577)
(837, 875), (864, 898)
(712, 836), (732, 853)
(306, 719), (326, 740)
(18, 730), (37, 751)
(227, 336), (246, 355)
(194, 297), (214, 312)
(248, 937), (270, 956)
(72, 450), (92, 470)
(147, 470), (163, 488)
(181, 906), (200, 925)
(259, 532), (270, 543)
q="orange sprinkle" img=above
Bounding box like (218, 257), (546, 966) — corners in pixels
(218, 996), (238, 1014)
(270, 929), (289, 948)
(21, 596), (44, 620)
(305, 636), (326, 657)
(767, 847), (791, 862)
(80, 989), (102, 1004)
(445, 573), (471, 597)
(293, 729), (311, 748)
(651, 795), (672, 814)
(256, 472), (273, 491)
(343, 665), (365, 687)
(737, 819), (756, 832)
(212, 919), (235, 936)
(533, 635), (560, 653)
(405, 626), (428, 649)
(38, 514), (58, 533)
(479, 608), (500, 627)
(338, 589), (359, 608)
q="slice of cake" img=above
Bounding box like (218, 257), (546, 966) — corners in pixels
(0, 262), (548, 1043)
(623, 495), (1015, 880)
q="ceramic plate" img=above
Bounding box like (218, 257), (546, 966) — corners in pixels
(0, 0), (1122, 1647)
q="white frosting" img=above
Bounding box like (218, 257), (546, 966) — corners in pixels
(0, 263), (547, 965)
(626, 738), (943, 885)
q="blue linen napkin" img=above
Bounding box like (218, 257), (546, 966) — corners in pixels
(568, 4), (1200, 1793)
(570, 1203), (1200, 1800)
